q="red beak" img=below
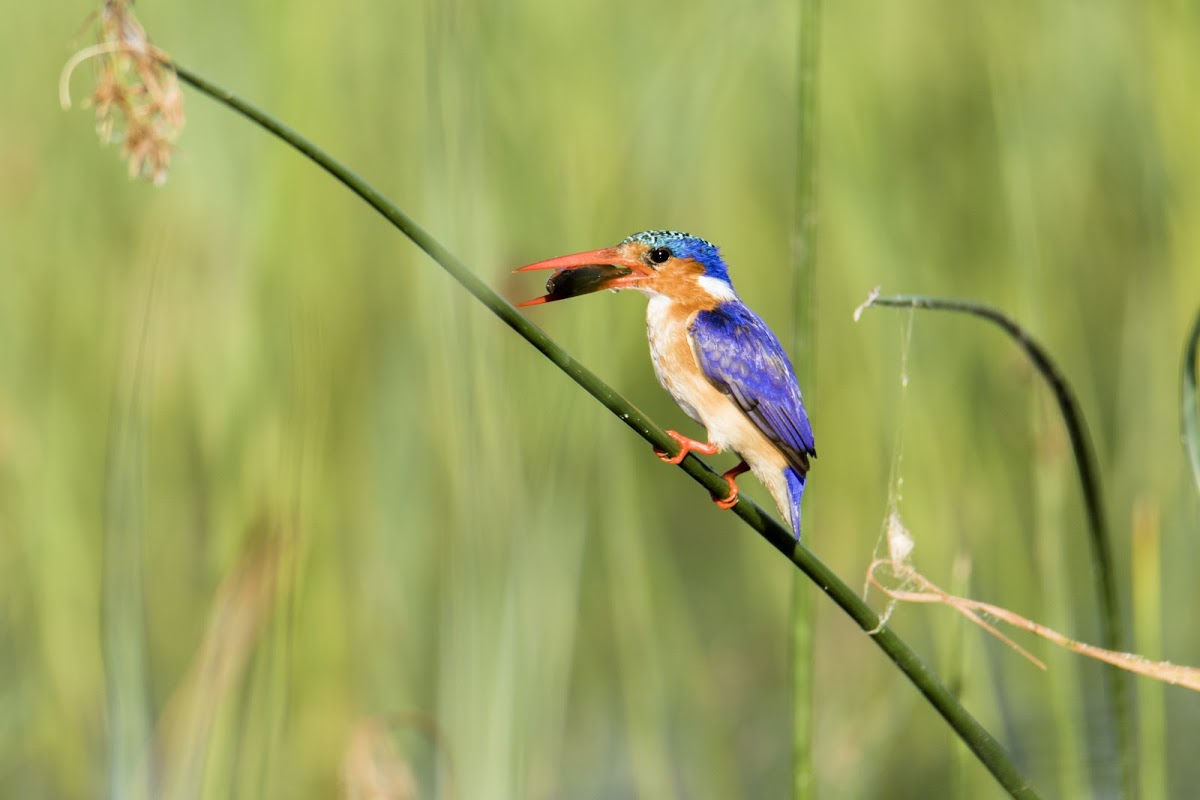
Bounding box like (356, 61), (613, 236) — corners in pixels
(515, 246), (651, 275)
(514, 246), (651, 307)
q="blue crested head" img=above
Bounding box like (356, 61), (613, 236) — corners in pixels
(622, 230), (732, 286)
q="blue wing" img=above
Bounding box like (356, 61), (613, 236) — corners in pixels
(689, 303), (816, 473)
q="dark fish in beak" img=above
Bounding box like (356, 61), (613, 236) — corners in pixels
(518, 264), (633, 307)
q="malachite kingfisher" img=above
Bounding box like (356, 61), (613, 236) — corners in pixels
(516, 230), (816, 540)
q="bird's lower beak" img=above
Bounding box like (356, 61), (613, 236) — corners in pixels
(514, 246), (651, 307)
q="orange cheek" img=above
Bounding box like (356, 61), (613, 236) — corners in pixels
(652, 262), (719, 309)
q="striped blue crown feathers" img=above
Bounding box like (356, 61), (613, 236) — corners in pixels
(622, 230), (731, 285)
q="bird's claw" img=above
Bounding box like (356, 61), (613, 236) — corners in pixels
(655, 448), (687, 465)
(655, 430), (718, 465)
(654, 447), (682, 465)
(712, 461), (750, 510)
(713, 486), (739, 509)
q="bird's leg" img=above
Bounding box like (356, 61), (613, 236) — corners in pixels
(713, 461), (750, 509)
(654, 430), (720, 465)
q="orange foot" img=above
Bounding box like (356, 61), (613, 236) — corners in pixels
(714, 461), (750, 509)
(654, 430), (720, 465)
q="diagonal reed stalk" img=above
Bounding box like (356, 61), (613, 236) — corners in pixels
(865, 294), (1133, 795)
(166, 62), (1041, 799)
(788, 1), (820, 798)
(1183, 307), (1200, 496)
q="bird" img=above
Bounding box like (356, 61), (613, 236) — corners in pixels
(516, 230), (816, 540)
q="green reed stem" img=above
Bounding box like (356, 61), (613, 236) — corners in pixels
(789, 0), (820, 797)
(866, 294), (1132, 795)
(1182, 307), (1200, 497)
(102, 300), (153, 800)
(168, 62), (1041, 799)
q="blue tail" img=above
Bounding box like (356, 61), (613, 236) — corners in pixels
(784, 467), (807, 542)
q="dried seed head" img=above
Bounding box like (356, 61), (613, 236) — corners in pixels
(61, 1), (184, 185)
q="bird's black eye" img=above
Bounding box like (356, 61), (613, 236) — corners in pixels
(647, 247), (672, 265)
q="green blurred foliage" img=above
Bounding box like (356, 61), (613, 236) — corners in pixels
(3, 0), (1199, 797)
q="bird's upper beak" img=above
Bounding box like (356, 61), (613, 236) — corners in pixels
(514, 246), (652, 307)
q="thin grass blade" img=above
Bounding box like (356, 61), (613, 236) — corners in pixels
(1182, 307), (1200, 496)
(789, 0), (821, 797)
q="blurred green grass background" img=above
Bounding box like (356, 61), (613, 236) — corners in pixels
(4, 1), (1200, 797)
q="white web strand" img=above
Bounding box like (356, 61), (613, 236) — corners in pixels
(857, 302), (917, 626)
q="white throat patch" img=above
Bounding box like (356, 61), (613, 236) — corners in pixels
(697, 275), (738, 303)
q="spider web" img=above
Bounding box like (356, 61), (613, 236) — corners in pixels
(855, 290), (917, 625)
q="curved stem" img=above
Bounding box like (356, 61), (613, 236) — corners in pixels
(1183, 307), (1200, 497)
(167, 63), (1041, 799)
(866, 294), (1132, 794)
